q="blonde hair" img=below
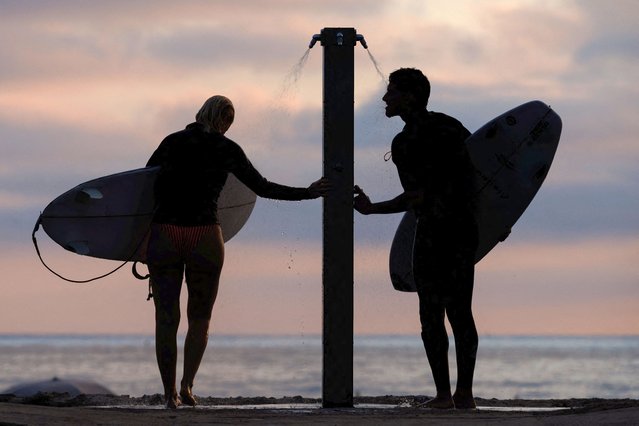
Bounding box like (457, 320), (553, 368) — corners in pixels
(195, 95), (235, 133)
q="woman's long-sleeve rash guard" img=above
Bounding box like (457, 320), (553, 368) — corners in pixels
(147, 122), (312, 226)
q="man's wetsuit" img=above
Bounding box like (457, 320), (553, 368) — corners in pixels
(390, 109), (478, 394)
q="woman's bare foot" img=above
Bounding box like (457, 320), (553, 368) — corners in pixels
(419, 393), (455, 409)
(453, 389), (476, 409)
(166, 392), (181, 410)
(179, 386), (197, 407)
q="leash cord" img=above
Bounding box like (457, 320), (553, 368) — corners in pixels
(32, 215), (150, 284)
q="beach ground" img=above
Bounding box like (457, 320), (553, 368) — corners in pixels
(1, 394), (638, 425)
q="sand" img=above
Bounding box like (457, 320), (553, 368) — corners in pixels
(1, 394), (638, 425)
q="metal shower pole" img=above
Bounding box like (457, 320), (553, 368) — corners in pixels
(309, 27), (366, 409)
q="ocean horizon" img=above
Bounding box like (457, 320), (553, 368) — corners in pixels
(1, 334), (638, 400)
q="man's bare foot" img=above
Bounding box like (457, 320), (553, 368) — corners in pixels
(453, 389), (476, 409)
(179, 387), (197, 407)
(166, 392), (181, 410)
(419, 394), (455, 409)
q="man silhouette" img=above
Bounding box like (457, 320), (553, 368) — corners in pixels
(354, 68), (478, 409)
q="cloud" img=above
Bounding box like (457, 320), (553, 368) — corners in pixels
(577, 35), (639, 63)
(1, 0), (639, 335)
(0, 0), (389, 85)
(578, 0), (639, 36)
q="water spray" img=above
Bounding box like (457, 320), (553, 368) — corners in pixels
(310, 31), (385, 84)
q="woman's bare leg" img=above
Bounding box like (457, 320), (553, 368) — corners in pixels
(180, 318), (211, 406)
(150, 268), (183, 409)
(148, 224), (185, 409)
(180, 226), (224, 406)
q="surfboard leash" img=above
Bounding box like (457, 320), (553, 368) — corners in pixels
(131, 261), (153, 301)
(32, 214), (149, 286)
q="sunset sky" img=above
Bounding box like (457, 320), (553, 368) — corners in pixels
(1, 0), (637, 336)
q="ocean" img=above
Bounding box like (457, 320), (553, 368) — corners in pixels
(1, 334), (637, 400)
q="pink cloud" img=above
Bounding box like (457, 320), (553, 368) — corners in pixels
(1, 0), (638, 338)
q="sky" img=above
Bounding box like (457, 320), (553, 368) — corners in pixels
(0, 0), (637, 336)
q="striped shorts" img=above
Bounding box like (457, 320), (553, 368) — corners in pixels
(156, 223), (217, 259)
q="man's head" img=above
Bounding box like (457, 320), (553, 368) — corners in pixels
(383, 68), (431, 117)
(196, 95), (235, 134)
